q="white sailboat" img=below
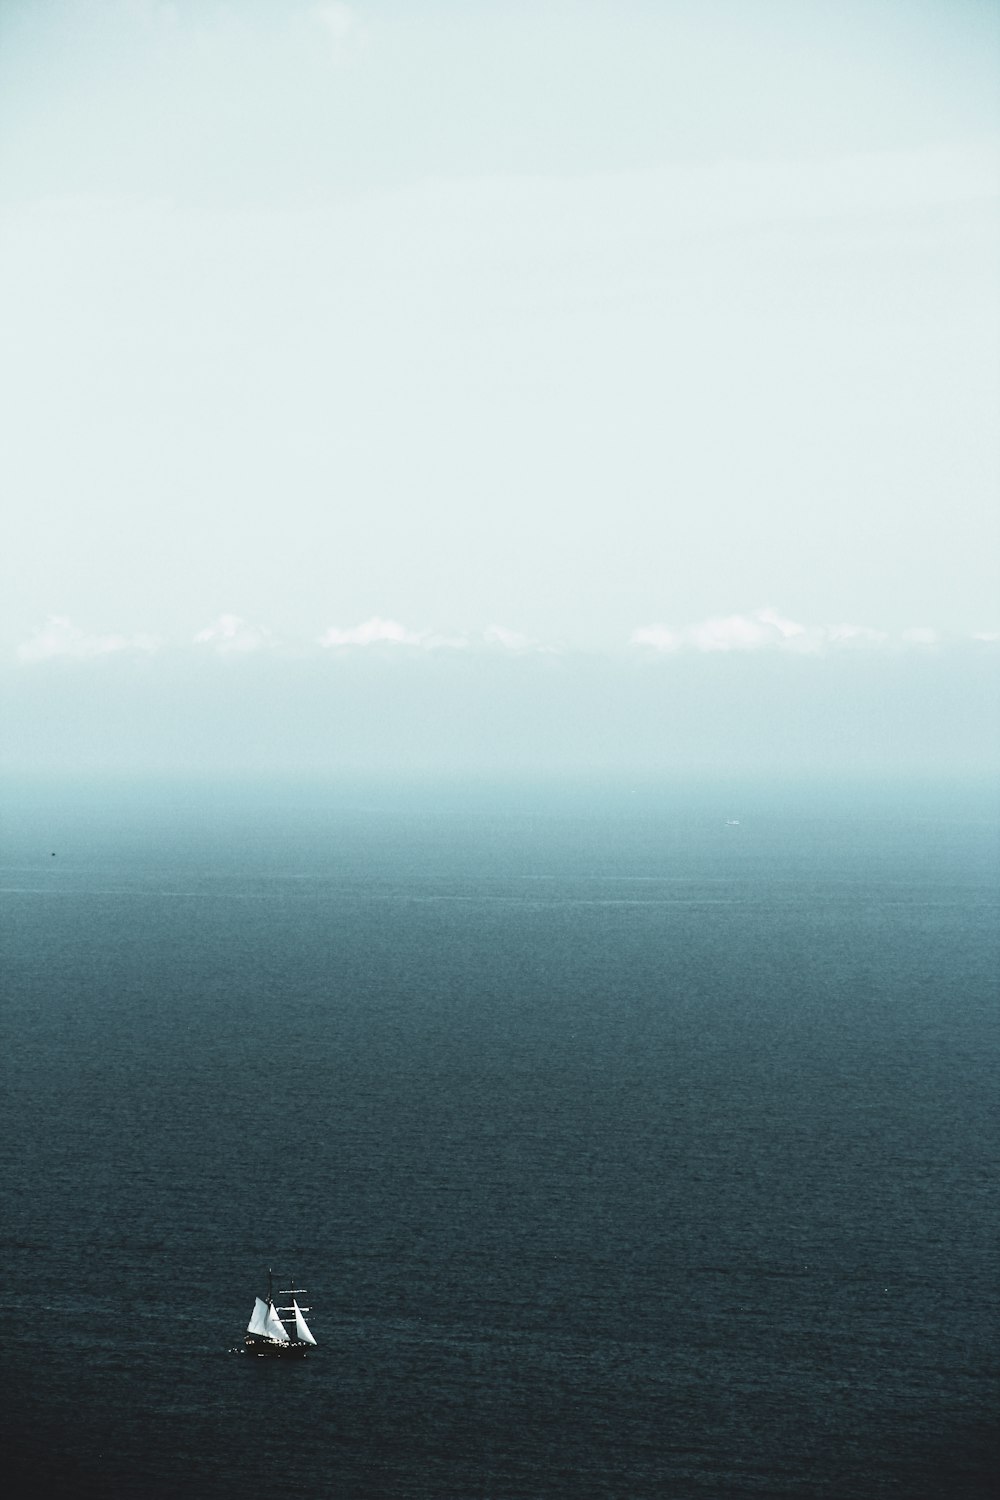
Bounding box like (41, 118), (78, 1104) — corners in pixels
(244, 1269), (317, 1357)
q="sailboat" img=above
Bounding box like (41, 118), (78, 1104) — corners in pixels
(244, 1269), (317, 1357)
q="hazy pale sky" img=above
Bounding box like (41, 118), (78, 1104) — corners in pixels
(1, 0), (997, 774)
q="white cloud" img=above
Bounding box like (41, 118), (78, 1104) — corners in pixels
(318, 616), (425, 648)
(628, 609), (936, 654)
(631, 608), (811, 654)
(317, 618), (479, 651)
(8, 613), (983, 664)
(484, 625), (530, 651)
(480, 624), (563, 654)
(685, 613), (788, 652)
(826, 624), (890, 647)
(193, 614), (272, 653)
(629, 625), (682, 653)
(17, 616), (159, 662)
(754, 607), (806, 641)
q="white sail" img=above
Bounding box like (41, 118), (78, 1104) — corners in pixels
(264, 1301), (290, 1341)
(293, 1300), (317, 1346)
(247, 1296), (273, 1338)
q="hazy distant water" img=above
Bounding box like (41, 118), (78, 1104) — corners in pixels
(2, 778), (997, 1500)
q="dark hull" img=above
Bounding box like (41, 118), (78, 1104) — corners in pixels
(243, 1336), (311, 1358)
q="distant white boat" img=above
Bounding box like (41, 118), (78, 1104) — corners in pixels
(725, 819), (741, 826)
(244, 1269), (317, 1357)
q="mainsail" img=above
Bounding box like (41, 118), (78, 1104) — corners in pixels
(246, 1295), (289, 1342)
(264, 1301), (290, 1341)
(292, 1300), (317, 1346)
(247, 1296), (272, 1339)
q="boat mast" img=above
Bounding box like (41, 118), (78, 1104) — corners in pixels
(276, 1281), (312, 1342)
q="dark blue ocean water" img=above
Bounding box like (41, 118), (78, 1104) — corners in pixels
(1, 778), (997, 1499)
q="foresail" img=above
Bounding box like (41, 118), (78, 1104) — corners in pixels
(264, 1301), (290, 1341)
(247, 1296), (272, 1338)
(293, 1300), (317, 1346)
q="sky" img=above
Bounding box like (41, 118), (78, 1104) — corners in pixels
(1, 0), (998, 775)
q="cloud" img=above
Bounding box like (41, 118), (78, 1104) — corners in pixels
(825, 623), (890, 647)
(754, 608), (807, 641)
(481, 625), (560, 654)
(193, 614), (272, 653)
(631, 608), (811, 654)
(685, 612), (797, 653)
(628, 626), (682, 653)
(318, 616), (426, 648)
(17, 616), (159, 662)
(8, 613), (983, 665)
(318, 617), (481, 651)
(628, 610), (952, 654)
(484, 625), (531, 651)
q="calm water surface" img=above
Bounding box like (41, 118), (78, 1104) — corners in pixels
(2, 779), (997, 1498)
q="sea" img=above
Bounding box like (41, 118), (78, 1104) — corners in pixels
(1, 776), (997, 1500)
